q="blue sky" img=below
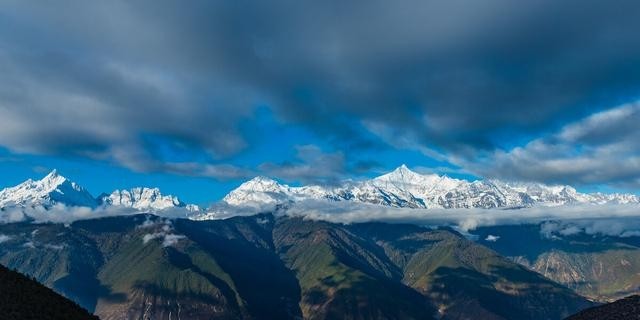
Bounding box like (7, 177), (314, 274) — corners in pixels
(1, 1), (640, 206)
(0, 109), (460, 205)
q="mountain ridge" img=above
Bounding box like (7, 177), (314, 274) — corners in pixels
(222, 165), (639, 210)
(98, 187), (200, 212)
(0, 213), (593, 319)
(565, 295), (640, 320)
(0, 262), (99, 320)
(0, 170), (199, 214)
(1, 167), (638, 219)
(0, 170), (97, 208)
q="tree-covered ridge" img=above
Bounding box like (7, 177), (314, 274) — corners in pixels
(565, 295), (640, 320)
(0, 263), (98, 320)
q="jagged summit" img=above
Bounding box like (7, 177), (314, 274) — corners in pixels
(223, 176), (292, 206)
(42, 168), (62, 182)
(100, 187), (198, 211)
(239, 176), (284, 191)
(0, 170), (97, 208)
(380, 164), (416, 176)
(1, 166), (639, 215)
(220, 165), (640, 209)
(0, 170), (200, 212)
(375, 164), (430, 182)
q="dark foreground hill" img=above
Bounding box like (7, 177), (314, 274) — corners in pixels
(565, 295), (640, 320)
(0, 263), (98, 320)
(0, 213), (591, 320)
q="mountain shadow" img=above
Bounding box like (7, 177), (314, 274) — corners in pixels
(0, 263), (98, 320)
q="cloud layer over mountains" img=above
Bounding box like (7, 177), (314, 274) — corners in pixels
(4, 197), (640, 240)
(1, 167), (639, 239)
(198, 200), (640, 238)
(0, 204), (193, 225)
(294, 201), (640, 231)
(1, 1), (640, 188)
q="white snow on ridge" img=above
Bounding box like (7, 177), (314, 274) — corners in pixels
(0, 170), (200, 214)
(100, 187), (199, 211)
(0, 170), (97, 208)
(1, 166), (638, 224)
(221, 164), (640, 210)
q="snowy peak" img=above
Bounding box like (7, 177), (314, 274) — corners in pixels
(0, 170), (97, 208)
(373, 165), (458, 190)
(40, 169), (65, 188)
(375, 164), (426, 182)
(0, 170), (201, 213)
(221, 165), (640, 209)
(100, 187), (198, 211)
(222, 176), (291, 206)
(236, 176), (286, 193)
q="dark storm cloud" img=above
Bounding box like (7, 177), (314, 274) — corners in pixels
(1, 0), (640, 184)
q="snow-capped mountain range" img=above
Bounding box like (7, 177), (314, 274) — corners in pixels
(0, 170), (198, 212)
(0, 166), (638, 218)
(222, 165), (639, 209)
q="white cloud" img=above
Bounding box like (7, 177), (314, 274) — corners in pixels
(142, 232), (163, 244)
(194, 199), (640, 239)
(0, 234), (10, 243)
(141, 219), (185, 247)
(3, 196), (640, 240)
(137, 216), (158, 229)
(162, 234), (186, 247)
(143, 232), (185, 247)
(279, 200), (640, 238)
(465, 102), (640, 188)
(485, 235), (500, 242)
(195, 199), (640, 239)
(0, 203), (195, 224)
(540, 218), (640, 239)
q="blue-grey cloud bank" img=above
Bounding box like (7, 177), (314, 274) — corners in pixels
(1, 0), (640, 199)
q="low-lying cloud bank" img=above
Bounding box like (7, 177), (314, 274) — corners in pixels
(3, 199), (640, 238)
(282, 200), (640, 231)
(205, 200), (640, 238)
(539, 219), (640, 238)
(0, 204), (194, 224)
